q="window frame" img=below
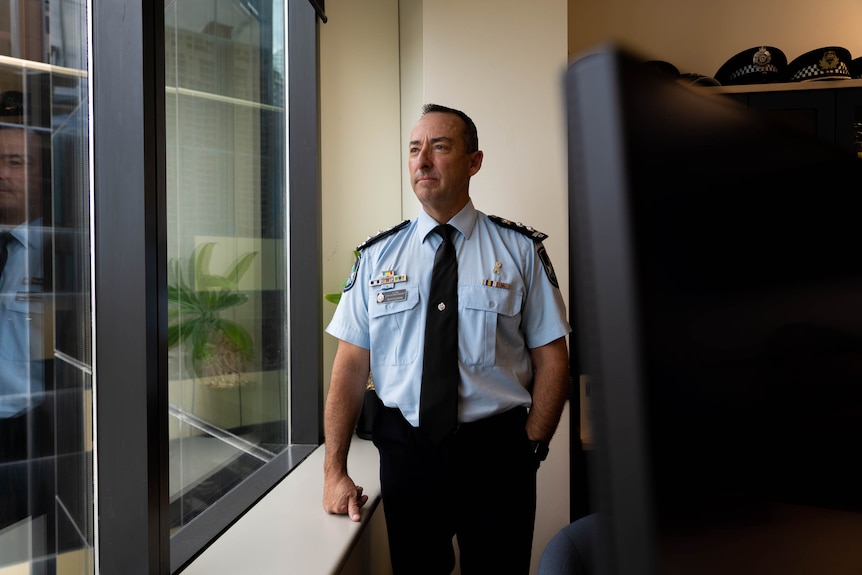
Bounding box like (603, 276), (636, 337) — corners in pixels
(92, 1), (323, 572)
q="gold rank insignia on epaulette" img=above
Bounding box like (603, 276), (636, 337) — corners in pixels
(488, 215), (548, 242)
(355, 220), (411, 252)
(490, 215), (559, 288)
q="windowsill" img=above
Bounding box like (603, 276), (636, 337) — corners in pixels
(181, 436), (381, 575)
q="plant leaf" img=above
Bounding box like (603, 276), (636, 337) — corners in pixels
(192, 243), (217, 289)
(189, 318), (215, 362)
(198, 274), (234, 290)
(169, 317), (201, 349)
(217, 319), (255, 359)
(167, 323), (183, 348)
(211, 292), (248, 312)
(225, 251), (258, 286)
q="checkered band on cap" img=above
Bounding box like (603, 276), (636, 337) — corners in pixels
(789, 61), (849, 81)
(715, 46), (787, 86)
(728, 62), (780, 81)
(787, 47), (852, 82)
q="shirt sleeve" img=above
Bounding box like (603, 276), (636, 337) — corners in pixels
(325, 253), (372, 349)
(520, 241), (571, 349)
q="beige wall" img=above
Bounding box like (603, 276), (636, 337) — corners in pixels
(320, 0), (403, 394)
(321, 1), (572, 573)
(569, 0), (862, 78)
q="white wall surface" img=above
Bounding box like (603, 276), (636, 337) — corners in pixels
(322, 1), (573, 574)
(569, 0), (862, 79)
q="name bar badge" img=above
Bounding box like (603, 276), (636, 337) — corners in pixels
(377, 289), (408, 303)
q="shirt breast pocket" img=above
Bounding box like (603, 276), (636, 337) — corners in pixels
(368, 284), (421, 365)
(1, 294), (43, 362)
(460, 284), (522, 367)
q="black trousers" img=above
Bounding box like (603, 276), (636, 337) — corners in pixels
(1, 407), (53, 533)
(373, 405), (537, 575)
(1, 411), (30, 529)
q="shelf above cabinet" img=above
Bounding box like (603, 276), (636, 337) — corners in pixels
(706, 78), (862, 94)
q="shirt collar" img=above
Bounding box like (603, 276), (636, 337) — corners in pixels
(4, 218), (43, 250)
(418, 199), (478, 243)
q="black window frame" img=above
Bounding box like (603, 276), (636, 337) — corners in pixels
(92, 1), (324, 572)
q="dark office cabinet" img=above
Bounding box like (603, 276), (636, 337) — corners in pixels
(721, 81), (862, 155)
(836, 87), (862, 157)
(749, 88), (836, 145)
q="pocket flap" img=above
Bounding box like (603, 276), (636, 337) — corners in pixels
(460, 284), (522, 317)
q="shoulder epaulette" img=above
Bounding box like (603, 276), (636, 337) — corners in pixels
(488, 215), (548, 242)
(355, 219), (411, 251)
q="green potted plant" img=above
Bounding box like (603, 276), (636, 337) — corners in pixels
(168, 242), (258, 389)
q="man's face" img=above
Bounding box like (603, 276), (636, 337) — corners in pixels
(0, 128), (41, 226)
(408, 112), (482, 215)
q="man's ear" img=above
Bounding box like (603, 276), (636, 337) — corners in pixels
(469, 150), (484, 176)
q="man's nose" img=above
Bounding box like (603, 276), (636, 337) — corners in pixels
(415, 144), (431, 167)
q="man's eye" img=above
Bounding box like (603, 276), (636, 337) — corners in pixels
(2, 157), (27, 168)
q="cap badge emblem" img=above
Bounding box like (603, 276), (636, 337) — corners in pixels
(752, 47), (772, 70)
(819, 50), (840, 71)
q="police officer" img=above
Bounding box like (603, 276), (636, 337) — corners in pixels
(0, 91), (48, 530)
(323, 104), (571, 574)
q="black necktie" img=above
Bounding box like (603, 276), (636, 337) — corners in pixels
(0, 232), (12, 279)
(419, 224), (459, 444)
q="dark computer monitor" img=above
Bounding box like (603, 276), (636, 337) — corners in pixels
(566, 44), (862, 575)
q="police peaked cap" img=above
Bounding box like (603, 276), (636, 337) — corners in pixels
(715, 46), (787, 86)
(0, 91), (27, 124)
(787, 47), (852, 82)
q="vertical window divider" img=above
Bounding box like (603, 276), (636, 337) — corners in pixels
(91, 0), (169, 573)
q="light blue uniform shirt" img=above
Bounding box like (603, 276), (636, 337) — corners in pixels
(326, 201), (571, 426)
(0, 221), (45, 418)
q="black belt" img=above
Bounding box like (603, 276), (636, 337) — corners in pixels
(378, 404), (528, 445)
(455, 406), (528, 436)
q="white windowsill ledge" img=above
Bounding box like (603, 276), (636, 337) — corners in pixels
(182, 437), (381, 575)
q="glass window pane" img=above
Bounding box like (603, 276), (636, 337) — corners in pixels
(165, 0), (288, 533)
(1, 1), (93, 573)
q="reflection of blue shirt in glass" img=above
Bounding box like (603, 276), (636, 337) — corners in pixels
(326, 200), (570, 426)
(0, 220), (45, 418)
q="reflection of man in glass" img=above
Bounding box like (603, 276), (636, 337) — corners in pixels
(0, 91), (46, 530)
